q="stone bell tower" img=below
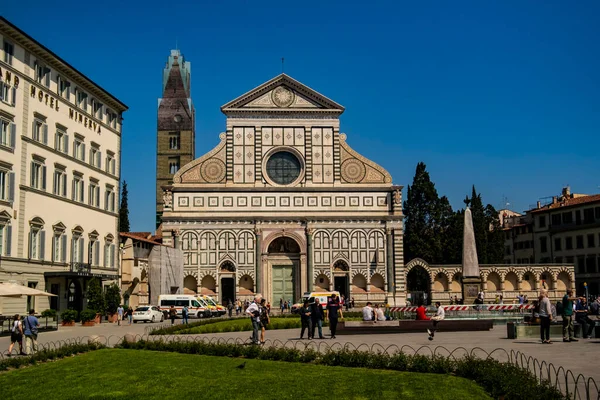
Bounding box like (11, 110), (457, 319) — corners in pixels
(156, 49), (195, 228)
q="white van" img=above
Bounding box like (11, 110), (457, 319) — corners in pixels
(291, 291), (343, 314)
(158, 295), (212, 319)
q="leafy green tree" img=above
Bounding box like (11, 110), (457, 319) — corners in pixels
(86, 278), (105, 315)
(105, 283), (122, 315)
(119, 181), (130, 233)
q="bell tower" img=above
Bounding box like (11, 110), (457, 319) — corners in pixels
(156, 49), (195, 228)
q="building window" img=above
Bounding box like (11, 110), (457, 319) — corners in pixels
(540, 236), (548, 253)
(586, 256), (597, 274)
(104, 187), (115, 212)
(3, 40), (14, 65)
(562, 212), (573, 224)
(565, 237), (573, 250)
(555, 256), (563, 264)
(588, 234), (595, 248)
(0, 81), (15, 105)
(88, 236), (100, 266)
(28, 218), (45, 260)
(0, 118), (16, 148)
(554, 237), (562, 251)
(107, 110), (117, 129)
(566, 256), (574, 264)
(52, 225), (67, 263)
(71, 229), (84, 263)
(52, 168), (67, 197)
(106, 152), (116, 175)
(77, 90), (88, 111)
(73, 137), (85, 161)
(89, 146), (101, 169)
(169, 132), (180, 149)
(104, 236), (115, 268)
(0, 215), (12, 256)
(537, 215), (546, 228)
(32, 119), (48, 144)
(57, 76), (71, 100)
(55, 130), (69, 153)
(576, 235), (584, 249)
(72, 175), (84, 202)
(30, 160), (46, 190)
(596, 207), (600, 219)
(169, 157), (180, 175)
(88, 181), (100, 207)
(92, 99), (103, 120)
(34, 62), (51, 87)
(0, 169), (15, 202)
(551, 214), (561, 226)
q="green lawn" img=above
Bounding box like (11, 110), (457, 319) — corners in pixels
(0, 349), (491, 399)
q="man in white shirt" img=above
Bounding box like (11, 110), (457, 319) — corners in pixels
(246, 294), (262, 345)
(427, 302), (445, 341)
(362, 302), (374, 321)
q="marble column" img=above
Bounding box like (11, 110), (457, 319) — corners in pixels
(255, 229), (262, 294)
(386, 228), (394, 293)
(307, 228), (313, 292)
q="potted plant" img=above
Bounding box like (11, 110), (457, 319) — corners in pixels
(41, 309), (57, 321)
(80, 309), (97, 326)
(105, 284), (122, 323)
(60, 309), (78, 326)
(86, 278), (105, 323)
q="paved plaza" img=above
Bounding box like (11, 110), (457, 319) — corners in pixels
(1, 319), (598, 385)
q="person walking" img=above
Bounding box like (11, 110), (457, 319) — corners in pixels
(182, 305), (189, 325)
(299, 300), (312, 339)
(326, 293), (343, 339)
(22, 309), (39, 355)
(116, 305), (124, 326)
(7, 314), (25, 356)
(246, 295), (262, 345)
(561, 289), (580, 342)
(169, 305), (177, 325)
(127, 306), (133, 325)
(310, 298), (325, 339)
(427, 302), (445, 341)
(227, 300), (234, 318)
(538, 289), (553, 344)
(259, 298), (270, 344)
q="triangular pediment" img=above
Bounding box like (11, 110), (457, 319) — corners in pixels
(221, 74), (344, 114)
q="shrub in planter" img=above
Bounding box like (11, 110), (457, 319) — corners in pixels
(105, 283), (121, 321)
(86, 278), (105, 322)
(41, 309), (57, 319)
(60, 309), (78, 325)
(79, 309), (97, 326)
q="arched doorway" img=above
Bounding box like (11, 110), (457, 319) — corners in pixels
(67, 280), (83, 314)
(314, 274), (330, 292)
(486, 272), (501, 292)
(183, 275), (198, 295)
(268, 237), (301, 305)
(201, 275), (216, 295)
(407, 265), (431, 305)
(333, 260), (350, 298)
(219, 261), (236, 305)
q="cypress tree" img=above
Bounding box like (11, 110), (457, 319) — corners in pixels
(119, 181), (130, 233)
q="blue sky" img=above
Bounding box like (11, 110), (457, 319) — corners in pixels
(4, 1), (599, 232)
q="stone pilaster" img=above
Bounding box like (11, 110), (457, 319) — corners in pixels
(386, 228), (393, 293)
(255, 228), (262, 294)
(307, 227), (313, 291)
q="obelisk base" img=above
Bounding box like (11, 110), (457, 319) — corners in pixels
(462, 276), (482, 305)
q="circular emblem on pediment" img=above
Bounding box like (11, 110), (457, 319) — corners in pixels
(341, 159), (366, 183)
(201, 159), (226, 183)
(271, 87), (295, 108)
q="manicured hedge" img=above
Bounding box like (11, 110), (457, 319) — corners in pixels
(117, 339), (565, 400)
(0, 342), (105, 372)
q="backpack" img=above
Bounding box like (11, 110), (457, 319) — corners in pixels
(555, 301), (564, 316)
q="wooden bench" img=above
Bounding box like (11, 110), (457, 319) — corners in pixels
(337, 319), (494, 335)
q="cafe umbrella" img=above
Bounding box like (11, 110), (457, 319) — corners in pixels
(0, 282), (57, 297)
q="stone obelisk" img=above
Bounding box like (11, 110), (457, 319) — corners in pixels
(462, 207), (482, 304)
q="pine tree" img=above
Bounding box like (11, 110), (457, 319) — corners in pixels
(403, 162), (443, 263)
(485, 204), (505, 263)
(119, 181), (130, 233)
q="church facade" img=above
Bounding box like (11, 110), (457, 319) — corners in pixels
(160, 74), (406, 305)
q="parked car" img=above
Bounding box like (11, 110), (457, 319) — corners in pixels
(132, 305), (164, 323)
